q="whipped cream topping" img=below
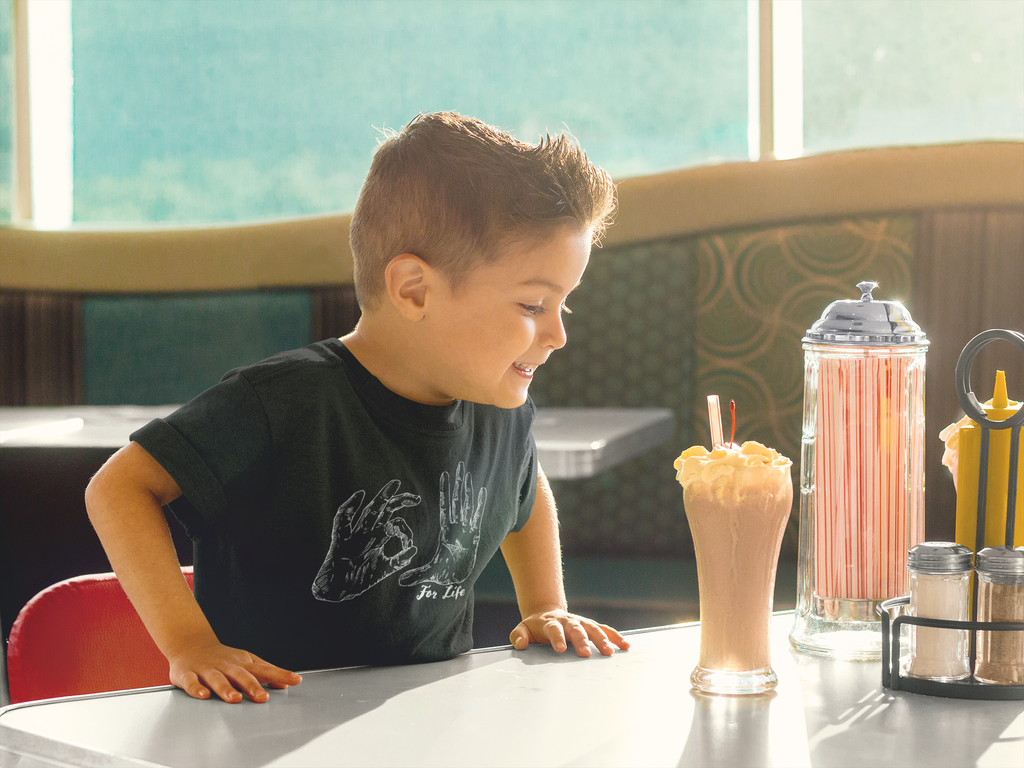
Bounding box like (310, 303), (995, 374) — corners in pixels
(674, 440), (792, 490)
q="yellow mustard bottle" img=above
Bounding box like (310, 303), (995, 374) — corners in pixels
(955, 371), (1024, 550)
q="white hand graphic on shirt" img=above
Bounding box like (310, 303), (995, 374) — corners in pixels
(399, 462), (486, 588)
(311, 480), (420, 602)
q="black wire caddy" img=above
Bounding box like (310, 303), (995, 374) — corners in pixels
(878, 329), (1024, 700)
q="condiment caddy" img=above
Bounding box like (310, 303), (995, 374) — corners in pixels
(878, 329), (1024, 700)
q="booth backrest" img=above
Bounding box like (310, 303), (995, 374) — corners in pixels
(6, 568), (194, 704)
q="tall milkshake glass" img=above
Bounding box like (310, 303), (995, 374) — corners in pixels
(676, 441), (793, 695)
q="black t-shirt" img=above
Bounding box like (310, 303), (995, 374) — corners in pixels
(131, 339), (537, 671)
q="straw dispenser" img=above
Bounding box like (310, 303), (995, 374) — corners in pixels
(790, 281), (928, 659)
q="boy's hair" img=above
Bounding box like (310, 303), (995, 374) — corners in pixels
(349, 112), (616, 309)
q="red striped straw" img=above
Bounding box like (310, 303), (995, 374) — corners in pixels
(814, 352), (921, 601)
(707, 395), (724, 448)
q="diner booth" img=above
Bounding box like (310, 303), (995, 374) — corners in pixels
(1, 141), (1023, 764)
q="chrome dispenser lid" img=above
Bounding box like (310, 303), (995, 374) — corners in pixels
(804, 281), (928, 346)
(908, 542), (973, 574)
(977, 546), (1024, 576)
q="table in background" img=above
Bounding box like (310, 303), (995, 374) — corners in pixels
(1, 614), (1019, 768)
(0, 405), (675, 478)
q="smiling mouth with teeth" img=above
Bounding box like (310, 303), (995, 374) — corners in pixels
(513, 363), (536, 376)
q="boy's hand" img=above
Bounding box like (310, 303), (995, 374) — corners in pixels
(509, 609), (630, 658)
(167, 639), (303, 704)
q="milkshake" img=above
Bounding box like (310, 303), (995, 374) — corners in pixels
(675, 441), (793, 694)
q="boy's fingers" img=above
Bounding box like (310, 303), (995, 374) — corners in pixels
(251, 659), (302, 689)
(235, 674), (270, 703)
(217, 666), (272, 703)
(562, 619), (592, 658)
(173, 670), (212, 701)
(199, 669), (245, 704)
(169, 650), (300, 703)
(578, 621), (612, 656)
(509, 623), (531, 650)
(513, 614), (628, 657)
(265, 677), (298, 690)
(581, 620), (628, 656)
(602, 624), (631, 651)
(544, 619), (569, 654)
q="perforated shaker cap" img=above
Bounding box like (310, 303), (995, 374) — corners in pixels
(908, 542), (973, 574)
(977, 546), (1024, 576)
(804, 281), (929, 346)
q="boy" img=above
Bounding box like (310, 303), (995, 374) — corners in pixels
(85, 112), (629, 705)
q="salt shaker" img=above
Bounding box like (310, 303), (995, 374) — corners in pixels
(790, 281), (928, 660)
(906, 542), (973, 681)
(974, 546), (1024, 685)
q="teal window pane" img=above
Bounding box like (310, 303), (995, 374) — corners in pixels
(71, 0), (748, 224)
(803, 0), (1024, 154)
(0, 0), (13, 222)
(83, 292), (312, 405)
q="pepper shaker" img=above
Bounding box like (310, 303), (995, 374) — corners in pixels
(974, 546), (1024, 685)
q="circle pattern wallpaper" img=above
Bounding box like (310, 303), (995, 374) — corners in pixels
(530, 215), (916, 558)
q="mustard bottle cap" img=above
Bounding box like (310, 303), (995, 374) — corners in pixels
(955, 330), (1024, 430)
(982, 370), (1022, 423)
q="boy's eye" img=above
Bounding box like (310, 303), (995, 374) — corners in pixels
(519, 302), (571, 316)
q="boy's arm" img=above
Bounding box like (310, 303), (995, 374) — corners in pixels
(499, 466), (630, 657)
(85, 441), (302, 703)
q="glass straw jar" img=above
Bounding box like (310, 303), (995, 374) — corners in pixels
(790, 281), (928, 660)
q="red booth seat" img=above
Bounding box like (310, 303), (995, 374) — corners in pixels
(6, 568), (194, 704)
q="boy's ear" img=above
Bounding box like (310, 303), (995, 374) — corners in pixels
(384, 254), (431, 321)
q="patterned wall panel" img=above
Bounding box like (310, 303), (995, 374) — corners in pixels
(532, 217), (917, 558)
(694, 216), (917, 554)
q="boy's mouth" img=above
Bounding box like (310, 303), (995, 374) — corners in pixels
(512, 362), (537, 377)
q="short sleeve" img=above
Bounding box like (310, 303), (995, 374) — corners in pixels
(130, 372), (273, 539)
(511, 432), (538, 533)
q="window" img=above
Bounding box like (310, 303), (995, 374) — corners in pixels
(5, 0), (1023, 227)
(70, 0), (748, 224)
(803, 0), (1024, 154)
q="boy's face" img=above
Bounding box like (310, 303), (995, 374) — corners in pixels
(418, 226), (592, 409)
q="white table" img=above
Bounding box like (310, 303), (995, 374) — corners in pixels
(1, 614), (1020, 768)
(0, 405), (675, 480)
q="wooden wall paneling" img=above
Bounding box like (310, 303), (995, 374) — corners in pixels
(27, 293), (83, 405)
(0, 291), (83, 406)
(311, 284), (362, 342)
(913, 208), (1024, 541)
(0, 292), (27, 405)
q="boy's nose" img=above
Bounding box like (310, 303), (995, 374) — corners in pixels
(543, 313), (568, 350)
